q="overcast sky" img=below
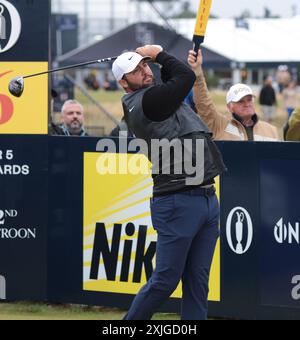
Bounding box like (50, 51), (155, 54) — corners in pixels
(190, 0), (299, 18)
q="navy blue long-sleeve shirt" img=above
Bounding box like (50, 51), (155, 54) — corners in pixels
(142, 52), (196, 122)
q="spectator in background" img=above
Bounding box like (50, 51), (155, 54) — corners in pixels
(103, 72), (118, 91)
(259, 76), (277, 123)
(188, 50), (279, 141)
(184, 89), (197, 113)
(284, 107), (300, 141)
(276, 65), (291, 93)
(50, 99), (89, 136)
(49, 89), (65, 135)
(282, 81), (298, 118)
(84, 71), (100, 90)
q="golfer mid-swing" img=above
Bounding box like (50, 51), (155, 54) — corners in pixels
(112, 45), (226, 320)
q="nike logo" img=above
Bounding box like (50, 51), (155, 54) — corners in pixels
(128, 56), (134, 60)
(129, 106), (135, 112)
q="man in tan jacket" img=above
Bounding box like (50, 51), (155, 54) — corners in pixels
(284, 107), (300, 141)
(187, 50), (279, 141)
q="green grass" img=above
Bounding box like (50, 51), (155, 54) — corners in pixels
(75, 87), (289, 125)
(75, 88), (124, 105)
(67, 85), (289, 138)
(0, 302), (180, 320)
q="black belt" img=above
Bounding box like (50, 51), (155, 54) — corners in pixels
(179, 186), (216, 196)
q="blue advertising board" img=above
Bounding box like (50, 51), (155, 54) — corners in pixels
(260, 160), (300, 308)
(0, 136), (48, 300)
(0, 135), (300, 320)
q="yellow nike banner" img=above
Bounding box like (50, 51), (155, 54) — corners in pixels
(83, 153), (221, 302)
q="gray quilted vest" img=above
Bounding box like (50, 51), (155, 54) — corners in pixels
(122, 87), (225, 195)
(122, 88), (211, 142)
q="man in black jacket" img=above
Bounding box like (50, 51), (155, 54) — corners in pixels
(259, 76), (277, 123)
(50, 99), (89, 136)
(112, 45), (226, 320)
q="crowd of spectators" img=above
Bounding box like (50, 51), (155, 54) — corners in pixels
(50, 62), (300, 141)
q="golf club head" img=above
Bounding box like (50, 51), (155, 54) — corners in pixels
(8, 77), (24, 98)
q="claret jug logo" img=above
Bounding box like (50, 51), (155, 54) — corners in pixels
(226, 207), (253, 255)
(0, 0), (21, 53)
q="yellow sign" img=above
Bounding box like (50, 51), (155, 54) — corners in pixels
(83, 153), (220, 302)
(194, 0), (212, 37)
(0, 62), (48, 134)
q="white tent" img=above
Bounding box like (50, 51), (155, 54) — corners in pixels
(173, 16), (300, 64)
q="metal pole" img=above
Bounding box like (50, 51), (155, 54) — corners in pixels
(110, 0), (115, 32)
(84, 0), (89, 42)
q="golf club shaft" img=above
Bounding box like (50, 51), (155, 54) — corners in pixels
(23, 57), (118, 79)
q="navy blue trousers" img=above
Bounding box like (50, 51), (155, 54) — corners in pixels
(124, 187), (220, 320)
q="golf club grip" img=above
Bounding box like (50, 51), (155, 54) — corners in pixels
(97, 57), (118, 63)
(192, 35), (204, 57)
(193, 42), (200, 56)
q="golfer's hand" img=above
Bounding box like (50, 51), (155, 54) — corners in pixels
(188, 49), (203, 77)
(136, 45), (163, 61)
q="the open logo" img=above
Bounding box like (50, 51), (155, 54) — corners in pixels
(0, 0), (21, 54)
(226, 207), (253, 255)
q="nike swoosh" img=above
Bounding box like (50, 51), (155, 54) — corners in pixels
(128, 56), (134, 60)
(129, 107), (135, 112)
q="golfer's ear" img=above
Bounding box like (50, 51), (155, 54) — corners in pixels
(119, 79), (128, 90)
(227, 103), (233, 113)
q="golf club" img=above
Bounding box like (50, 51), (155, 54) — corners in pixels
(8, 56), (118, 98)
